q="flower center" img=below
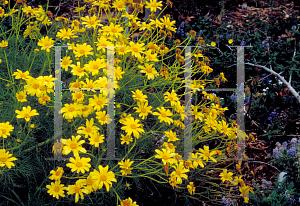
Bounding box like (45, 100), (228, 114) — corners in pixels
(111, 28), (117, 33)
(82, 107), (88, 112)
(86, 179), (93, 185)
(24, 113), (30, 119)
(89, 20), (95, 25)
(162, 154), (168, 160)
(130, 124), (137, 129)
(74, 186), (80, 193)
(33, 83), (39, 89)
(68, 107), (75, 112)
(146, 68), (152, 73)
(133, 48), (138, 53)
(176, 170), (182, 176)
(54, 186), (60, 192)
(151, 3), (156, 7)
(100, 174), (107, 181)
(97, 100), (102, 105)
(161, 113), (167, 117)
(123, 200), (131, 206)
(76, 162), (82, 167)
(141, 108), (147, 113)
(205, 152), (210, 157)
(77, 67), (84, 72)
(86, 127), (92, 133)
(0, 157), (7, 162)
(80, 49), (86, 54)
(93, 65), (98, 70)
(169, 96), (173, 101)
(1, 129), (6, 134)
(94, 136), (100, 142)
(55, 170), (61, 176)
(70, 143), (77, 149)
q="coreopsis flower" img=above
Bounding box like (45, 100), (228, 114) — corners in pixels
(56, 28), (77, 40)
(133, 101), (152, 120)
(145, 0), (163, 12)
(85, 58), (106, 76)
(219, 169), (234, 183)
(46, 180), (67, 199)
(144, 50), (159, 62)
(155, 148), (175, 165)
(96, 111), (112, 125)
(128, 42), (145, 58)
(0, 122), (14, 138)
(0, 40), (8, 47)
(118, 159), (134, 176)
(61, 135), (86, 157)
(169, 175), (178, 188)
(37, 36), (54, 52)
(164, 90), (179, 106)
(12, 69), (30, 80)
(90, 165), (117, 191)
(81, 15), (102, 28)
(189, 153), (205, 168)
(66, 156), (91, 174)
(73, 43), (93, 57)
(71, 62), (87, 77)
(61, 56), (72, 71)
(67, 180), (85, 203)
(60, 103), (82, 120)
(112, 0), (126, 12)
(89, 94), (107, 111)
(102, 23), (124, 38)
(153, 107), (174, 125)
(121, 116), (145, 139)
(120, 134), (133, 145)
(171, 161), (189, 184)
(118, 197), (139, 206)
(160, 16), (176, 32)
(24, 77), (43, 97)
(49, 167), (64, 181)
(239, 185), (254, 203)
(211, 41), (216, 47)
(15, 106), (39, 122)
(71, 91), (85, 103)
(165, 130), (179, 142)
(131, 89), (148, 103)
(139, 63), (158, 80)
(198, 145), (218, 163)
(79, 105), (94, 118)
(77, 118), (99, 138)
(82, 175), (97, 194)
(88, 132), (104, 147)
(187, 182), (195, 195)
(0, 149), (17, 168)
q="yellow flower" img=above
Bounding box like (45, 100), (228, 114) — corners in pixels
(77, 118), (99, 138)
(128, 42), (145, 58)
(228, 39), (233, 44)
(0, 149), (17, 169)
(155, 148), (175, 165)
(145, 0), (163, 13)
(118, 197), (139, 206)
(71, 90), (85, 103)
(60, 103), (82, 120)
(220, 72), (228, 82)
(81, 15), (102, 28)
(121, 116), (145, 139)
(71, 62), (86, 77)
(0, 40), (8, 47)
(153, 107), (173, 125)
(66, 156), (91, 174)
(231, 175), (245, 186)
(46, 180), (67, 200)
(219, 169), (234, 183)
(139, 63), (158, 80)
(211, 41), (216, 47)
(239, 185), (254, 203)
(165, 130), (179, 142)
(0, 7), (5, 18)
(15, 106), (39, 122)
(120, 134), (133, 145)
(61, 135), (86, 157)
(73, 43), (93, 57)
(37, 36), (54, 52)
(118, 159), (134, 176)
(0, 122), (14, 138)
(102, 23), (124, 38)
(169, 175), (178, 188)
(144, 50), (159, 62)
(88, 132), (104, 147)
(24, 77), (43, 97)
(160, 16), (176, 32)
(170, 161), (189, 184)
(61, 56), (72, 71)
(112, 0), (126, 12)
(12, 69), (30, 80)
(49, 167), (64, 181)
(56, 28), (77, 40)
(133, 101), (152, 120)
(67, 180), (85, 203)
(89, 94), (107, 111)
(187, 182), (195, 195)
(189, 153), (205, 168)
(85, 58), (106, 76)
(52, 139), (63, 155)
(96, 111), (112, 125)
(90, 165), (117, 192)
(164, 90), (179, 106)
(198, 145), (218, 163)
(131, 89), (148, 103)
